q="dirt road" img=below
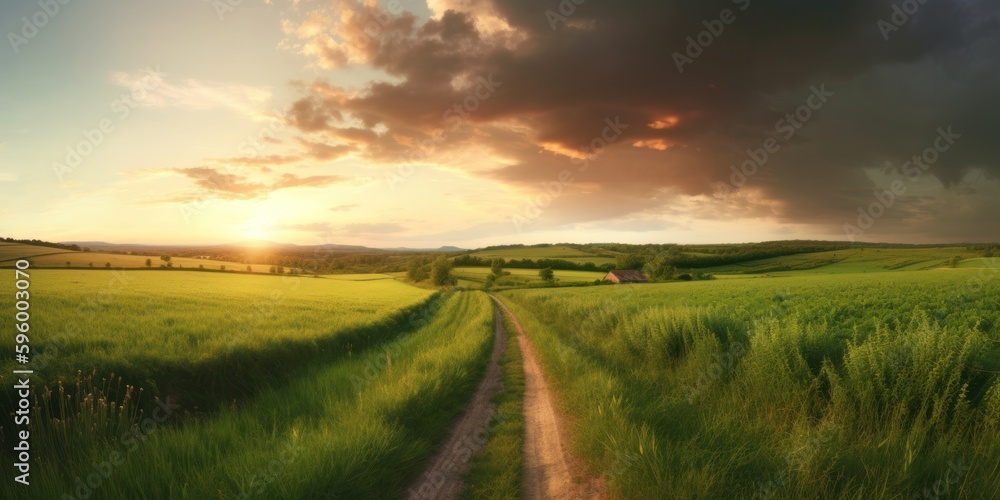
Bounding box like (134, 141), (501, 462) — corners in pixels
(406, 302), (507, 500)
(491, 296), (607, 500)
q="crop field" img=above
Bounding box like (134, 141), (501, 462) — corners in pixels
(497, 267), (1000, 498)
(453, 267), (607, 287)
(4, 291), (495, 499)
(704, 247), (982, 275)
(465, 245), (618, 265)
(0, 243), (269, 272)
(0, 270), (434, 414)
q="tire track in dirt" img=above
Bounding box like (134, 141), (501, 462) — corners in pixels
(491, 296), (607, 500)
(406, 299), (507, 500)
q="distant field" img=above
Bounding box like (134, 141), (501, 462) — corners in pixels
(0, 269), (433, 408)
(498, 269), (1000, 498)
(703, 247), (982, 275)
(323, 273), (399, 281)
(453, 266), (607, 286)
(465, 245), (618, 265)
(0, 243), (271, 272)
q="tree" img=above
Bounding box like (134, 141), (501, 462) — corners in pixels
(66, 261), (71, 267)
(220, 265), (226, 271)
(167, 262), (173, 268)
(643, 252), (677, 281)
(407, 259), (430, 282)
(615, 253), (645, 270)
(430, 257), (454, 286)
(247, 265), (252, 272)
(160, 255), (171, 263)
(490, 258), (505, 276)
(539, 268), (555, 282)
(145, 258), (152, 268)
(277, 266), (285, 274)
(483, 273), (497, 291)
(88, 262), (93, 267)
(269, 266), (276, 274)
(950, 256), (962, 268)
(199, 264), (204, 269)
(105, 262), (111, 268)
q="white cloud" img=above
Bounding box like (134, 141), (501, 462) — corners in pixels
(110, 69), (275, 120)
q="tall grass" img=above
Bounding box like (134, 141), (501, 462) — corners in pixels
(498, 270), (1000, 498)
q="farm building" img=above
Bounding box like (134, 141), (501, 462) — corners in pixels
(603, 270), (649, 284)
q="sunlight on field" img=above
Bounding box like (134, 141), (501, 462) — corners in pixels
(467, 245), (618, 265)
(0, 243), (270, 272)
(0, 270), (432, 390)
(453, 267), (606, 285)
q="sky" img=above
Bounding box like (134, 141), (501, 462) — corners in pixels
(1, 0), (999, 248)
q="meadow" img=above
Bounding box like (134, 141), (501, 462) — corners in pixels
(465, 245), (618, 265)
(497, 267), (1000, 498)
(3, 244), (999, 499)
(3, 291), (496, 498)
(0, 270), (434, 409)
(0, 243), (269, 273)
(452, 267), (607, 288)
(702, 247), (983, 275)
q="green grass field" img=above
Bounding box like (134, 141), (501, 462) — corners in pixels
(453, 267), (607, 287)
(0, 269), (436, 430)
(3, 246), (998, 499)
(6, 291), (495, 498)
(0, 243), (270, 272)
(703, 247), (982, 275)
(465, 245), (618, 265)
(496, 268), (1000, 498)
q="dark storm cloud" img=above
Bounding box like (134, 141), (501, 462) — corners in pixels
(283, 0), (1000, 240)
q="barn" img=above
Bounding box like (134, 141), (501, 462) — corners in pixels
(603, 270), (649, 284)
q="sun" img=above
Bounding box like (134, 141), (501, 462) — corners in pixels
(240, 216), (274, 241)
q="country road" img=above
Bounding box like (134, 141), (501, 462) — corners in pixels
(406, 299), (507, 499)
(491, 296), (607, 500)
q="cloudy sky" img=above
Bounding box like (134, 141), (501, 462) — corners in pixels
(1, 0), (998, 247)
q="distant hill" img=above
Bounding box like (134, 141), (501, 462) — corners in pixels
(62, 241), (464, 253)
